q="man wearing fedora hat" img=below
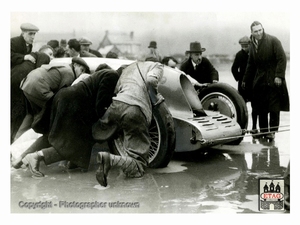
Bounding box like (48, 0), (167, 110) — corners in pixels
(13, 57), (90, 144)
(180, 41), (218, 84)
(11, 23), (39, 69)
(145, 41), (162, 62)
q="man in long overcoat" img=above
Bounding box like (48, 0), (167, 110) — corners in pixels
(242, 21), (289, 140)
(231, 36), (251, 102)
(231, 36), (259, 135)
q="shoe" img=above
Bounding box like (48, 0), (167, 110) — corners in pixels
(22, 152), (44, 177)
(250, 129), (258, 134)
(96, 152), (111, 187)
(250, 129), (258, 135)
(250, 129), (263, 138)
(66, 161), (79, 170)
(265, 132), (275, 140)
(11, 156), (23, 169)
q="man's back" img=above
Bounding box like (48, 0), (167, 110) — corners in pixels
(21, 64), (74, 107)
(113, 62), (163, 124)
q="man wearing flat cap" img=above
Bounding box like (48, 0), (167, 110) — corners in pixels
(231, 36), (251, 102)
(180, 41), (219, 84)
(79, 37), (103, 57)
(231, 36), (259, 135)
(11, 23), (39, 69)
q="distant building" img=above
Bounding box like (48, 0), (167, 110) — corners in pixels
(97, 30), (141, 59)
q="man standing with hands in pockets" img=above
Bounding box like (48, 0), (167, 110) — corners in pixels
(242, 21), (289, 140)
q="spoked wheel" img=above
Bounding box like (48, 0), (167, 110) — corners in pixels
(108, 102), (175, 168)
(198, 82), (248, 145)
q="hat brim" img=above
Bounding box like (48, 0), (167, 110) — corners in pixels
(186, 48), (206, 53)
(92, 121), (118, 141)
(72, 58), (90, 74)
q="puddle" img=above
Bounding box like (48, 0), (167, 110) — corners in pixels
(93, 184), (110, 190)
(151, 161), (187, 174)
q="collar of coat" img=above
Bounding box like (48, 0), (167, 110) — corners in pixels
(250, 31), (267, 45)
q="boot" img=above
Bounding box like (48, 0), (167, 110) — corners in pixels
(11, 135), (50, 169)
(95, 152), (111, 187)
(66, 161), (79, 170)
(11, 156), (24, 169)
(96, 152), (144, 187)
(22, 152), (44, 177)
(266, 132), (275, 140)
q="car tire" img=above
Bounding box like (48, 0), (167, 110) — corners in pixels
(198, 82), (248, 145)
(108, 101), (176, 168)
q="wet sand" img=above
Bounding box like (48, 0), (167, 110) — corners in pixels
(10, 63), (290, 213)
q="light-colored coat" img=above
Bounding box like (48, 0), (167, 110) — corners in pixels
(20, 64), (75, 108)
(113, 61), (164, 124)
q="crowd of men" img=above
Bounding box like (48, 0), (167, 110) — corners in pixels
(11, 21), (289, 189)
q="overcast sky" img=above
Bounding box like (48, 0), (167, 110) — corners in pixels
(10, 11), (291, 56)
(10, 11), (290, 35)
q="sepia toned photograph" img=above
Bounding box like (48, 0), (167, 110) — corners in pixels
(5, 0), (297, 222)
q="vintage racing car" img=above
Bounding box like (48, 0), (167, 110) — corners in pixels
(50, 58), (248, 168)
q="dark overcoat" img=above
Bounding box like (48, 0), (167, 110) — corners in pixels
(179, 57), (219, 83)
(10, 52), (50, 143)
(48, 69), (119, 169)
(11, 35), (33, 69)
(243, 32), (289, 113)
(231, 49), (250, 101)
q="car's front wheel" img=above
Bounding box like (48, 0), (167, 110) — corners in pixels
(108, 102), (175, 168)
(198, 82), (248, 145)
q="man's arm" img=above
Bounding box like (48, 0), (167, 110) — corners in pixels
(146, 63), (164, 106)
(95, 71), (119, 117)
(11, 38), (36, 67)
(11, 38), (26, 67)
(242, 47), (256, 89)
(231, 53), (241, 82)
(273, 36), (287, 79)
(205, 58), (219, 82)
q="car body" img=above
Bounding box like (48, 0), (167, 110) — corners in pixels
(49, 57), (247, 167)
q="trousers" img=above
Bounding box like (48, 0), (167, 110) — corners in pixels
(258, 111), (280, 132)
(99, 100), (151, 171)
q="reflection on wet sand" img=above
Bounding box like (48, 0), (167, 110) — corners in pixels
(11, 129), (289, 213)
